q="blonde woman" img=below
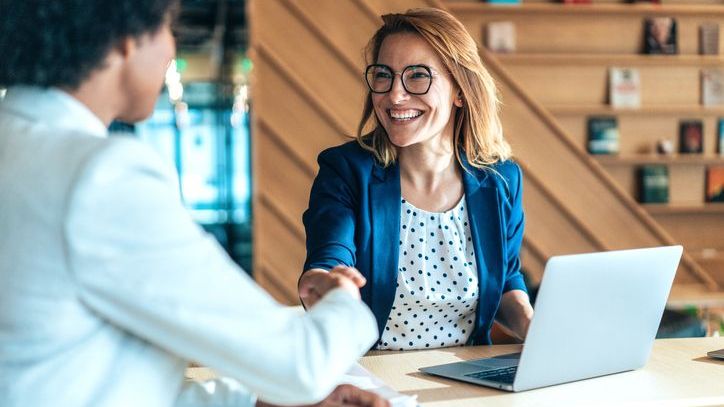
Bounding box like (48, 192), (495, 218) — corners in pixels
(299, 8), (533, 350)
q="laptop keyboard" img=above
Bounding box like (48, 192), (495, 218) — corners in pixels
(464, 366), (517, 384)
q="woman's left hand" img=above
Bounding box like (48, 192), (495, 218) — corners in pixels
(496, 290), (534, 341)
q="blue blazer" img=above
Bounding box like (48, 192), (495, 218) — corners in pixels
(303, 141), (527, 345)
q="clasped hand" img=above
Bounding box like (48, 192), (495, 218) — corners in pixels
(298, 266), (367, 308)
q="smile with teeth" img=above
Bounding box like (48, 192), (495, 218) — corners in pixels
(389, 109), (423, 121)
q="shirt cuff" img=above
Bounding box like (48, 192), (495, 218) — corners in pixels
(503, 276), (528, 294)
(312, 288), (379, 351)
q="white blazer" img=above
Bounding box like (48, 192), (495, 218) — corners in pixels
(0, 87), (378, 407)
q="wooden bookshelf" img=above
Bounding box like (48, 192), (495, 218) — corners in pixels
(549, 104), (724, 116)
(496, 53), (724, 66)
(595, 154), (724, 166)
(450, 0), (724, 289)
(643, 204), (724, 214)
(449, 3), (724, 17)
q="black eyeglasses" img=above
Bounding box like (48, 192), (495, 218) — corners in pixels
(365, 64), (436, 95)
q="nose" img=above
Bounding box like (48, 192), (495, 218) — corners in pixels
(388, 74), (409, 105)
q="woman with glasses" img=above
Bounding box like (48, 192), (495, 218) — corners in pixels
(299, 8), (534, 351)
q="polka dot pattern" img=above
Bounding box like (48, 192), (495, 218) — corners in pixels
(378, 196), (479, 350)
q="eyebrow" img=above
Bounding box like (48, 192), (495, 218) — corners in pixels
(376, 63), (441, 72)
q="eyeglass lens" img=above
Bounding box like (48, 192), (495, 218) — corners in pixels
(365, 65), (432, 95)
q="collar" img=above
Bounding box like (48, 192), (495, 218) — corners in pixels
(1, 86), (108, 138)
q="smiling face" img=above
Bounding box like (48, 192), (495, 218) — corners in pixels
(372, 33), (461, 150)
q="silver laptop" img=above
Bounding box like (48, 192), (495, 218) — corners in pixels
(420, 245), (683, 392)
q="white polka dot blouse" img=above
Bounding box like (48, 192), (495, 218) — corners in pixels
(378, 196), (479, 350)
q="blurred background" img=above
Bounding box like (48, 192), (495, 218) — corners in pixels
(110, 0), (253, 271)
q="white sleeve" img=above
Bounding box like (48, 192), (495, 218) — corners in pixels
(64, 139), (378, 406)
(175, 378), (256, 407)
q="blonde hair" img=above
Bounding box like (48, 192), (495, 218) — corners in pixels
(356, 8), (511, 168)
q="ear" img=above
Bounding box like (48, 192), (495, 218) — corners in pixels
(454, 90), (464, 108)
(114, 36), (138, 62)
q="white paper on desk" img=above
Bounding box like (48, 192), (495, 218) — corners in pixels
(340, 363), (418, 407)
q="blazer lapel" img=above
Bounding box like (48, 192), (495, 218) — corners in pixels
(462, 163), (504, 344)
(369, 163), (401, 335)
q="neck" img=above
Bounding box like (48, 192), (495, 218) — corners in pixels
(64, 69), (123, 127)
(398, 136), (459, 192)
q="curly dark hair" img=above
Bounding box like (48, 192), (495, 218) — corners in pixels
(0, 0), (179, 89)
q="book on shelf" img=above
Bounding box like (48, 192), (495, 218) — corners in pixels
(609, 67), (641, 108)
(702, 69), (724, 106)
(587, 116), (619, 154)
(638, 165), (669, 204)
(679, 120), (704, 154)
(486, 21), (515, 53)
(706, 166), (724, 203)
(643, 17), (677, 55)
(700, 23), (720, 55)
(718, 118), (724, 156)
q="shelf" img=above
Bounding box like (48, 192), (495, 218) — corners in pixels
(643, 204), (724, 214)
(668, 283), (724, 308)
(594, 154), (724, 166)
(516, 0), (724, 4)
(495, 53), (724, 66)
(448, 2), (724, 16)
(548, 104), (724, 116)
(691, 249), (724, 262)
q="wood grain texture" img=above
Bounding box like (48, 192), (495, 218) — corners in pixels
(360, 338), (724, 406)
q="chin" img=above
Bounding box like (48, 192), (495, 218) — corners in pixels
(118, 107), (155, 124)
(386, 134), (418, 148)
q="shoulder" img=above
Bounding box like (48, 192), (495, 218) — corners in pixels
(469, 159), (523, 201)
(70, 136), (178, 203)
(81, 136), (172, 182)
(318, 140), (375, 165)
(316, 140), (377, 178)
(471, 159), (522, 187)
(490, 159), (522, 185)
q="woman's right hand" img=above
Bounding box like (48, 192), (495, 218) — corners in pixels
(298, 266), (367, 308)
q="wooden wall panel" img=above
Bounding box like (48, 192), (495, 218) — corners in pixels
(653, 212), (724, 250)
(255, 131), (313, 224)
(254, 56), (349, 167)
(254, 0), (366, 133)
(522, 176), (601, 254)
(292, 0), (378, 69)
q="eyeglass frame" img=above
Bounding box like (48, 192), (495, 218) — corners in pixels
(364, 63), (443, 96)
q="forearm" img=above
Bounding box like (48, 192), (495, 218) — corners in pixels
(496, 290), (534, 340)
(175, 377), (257, 407)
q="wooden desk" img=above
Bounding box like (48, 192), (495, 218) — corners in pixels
(359, 338), (724, 407)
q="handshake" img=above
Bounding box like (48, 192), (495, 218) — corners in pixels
(298, 266), (367, 308)
(293, 267), (392, 407)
